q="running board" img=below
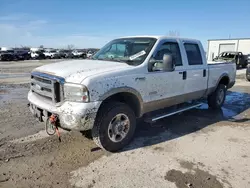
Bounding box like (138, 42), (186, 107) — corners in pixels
(145, 103), (203, 123)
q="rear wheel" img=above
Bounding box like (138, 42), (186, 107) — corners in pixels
(92, 101), (136, 152)
(208, 84), (226, 109)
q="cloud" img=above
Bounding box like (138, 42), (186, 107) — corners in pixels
(0, 14), (113, 48)
(0, 13), (29, 21)
(0, 23), (113, 48)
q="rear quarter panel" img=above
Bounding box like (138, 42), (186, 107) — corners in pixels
(207, 61), (236, 93)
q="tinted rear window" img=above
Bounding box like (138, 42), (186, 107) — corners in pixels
(184, 43), (203, 65)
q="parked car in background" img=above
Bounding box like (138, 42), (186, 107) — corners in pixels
(44, 49), (57, 59)
(64, 50), (74, 59)
(31, 51), (39, 59)
(14, 50), (31, 60)
(246, 60), (250, 81)
(78, 50), (87, 59)
(0, 50), (15, 61)
(86, 50), (94, 58)
(71, 50), (86, 59)
(213, 51), (248, 69)
(28, 36), (236, 151)
(31, 50), (46, 60)
(247, 54), (250, 64)
(53, 50), (66, 59)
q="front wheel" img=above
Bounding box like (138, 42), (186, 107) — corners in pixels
(207, 84), (226, 109)
(92, 101), (136, 152)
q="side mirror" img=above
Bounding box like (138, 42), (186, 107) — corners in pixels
(162, 54), (175, 72)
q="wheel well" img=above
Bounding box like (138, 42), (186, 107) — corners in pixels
(219, 76), (229, 86)
(101, 92), (141, 118)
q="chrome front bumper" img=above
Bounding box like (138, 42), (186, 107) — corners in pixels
(28, 91), (101, 131)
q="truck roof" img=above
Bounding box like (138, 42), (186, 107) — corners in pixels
(118, 35), (199, 42)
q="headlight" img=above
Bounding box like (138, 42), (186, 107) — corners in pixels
(64, 83), (89, 102)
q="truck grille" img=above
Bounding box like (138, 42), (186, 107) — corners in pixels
(30, 72), (64, 103)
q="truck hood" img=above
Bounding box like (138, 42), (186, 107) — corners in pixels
(33, 59), (131, 83)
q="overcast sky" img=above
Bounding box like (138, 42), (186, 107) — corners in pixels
(0, 0), (250, 49)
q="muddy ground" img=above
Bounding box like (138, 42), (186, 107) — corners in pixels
(0, 60), (250, 188)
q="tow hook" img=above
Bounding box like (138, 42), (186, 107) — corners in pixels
(45, 114), (61, 142)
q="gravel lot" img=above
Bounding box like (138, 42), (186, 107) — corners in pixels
(0, 60), (250, 188)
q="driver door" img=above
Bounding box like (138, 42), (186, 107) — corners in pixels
(143, 39), (187, 113)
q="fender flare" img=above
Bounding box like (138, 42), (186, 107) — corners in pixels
(99, 87), (144, 117)
(215, 73), (230, 90)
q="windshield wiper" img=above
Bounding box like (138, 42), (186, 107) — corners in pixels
(95, 57), (132, 64)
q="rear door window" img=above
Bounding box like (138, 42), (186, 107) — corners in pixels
(184, 43), (203, 65)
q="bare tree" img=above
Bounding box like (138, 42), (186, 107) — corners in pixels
(67, 44), (75, 50)
(168, 30), (180, 37)
(39, 45), (44, 49)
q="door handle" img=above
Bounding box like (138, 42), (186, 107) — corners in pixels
(183, 71), (187, 80)
(203, 69), (206, 77)
(179, 71), (187, 80)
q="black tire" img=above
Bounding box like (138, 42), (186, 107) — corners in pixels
(207, 84), (226, 109)
(243, 61), (248, 68)
(92, 101), (136, 152)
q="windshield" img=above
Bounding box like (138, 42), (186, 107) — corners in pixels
(92, 37), (157, 65)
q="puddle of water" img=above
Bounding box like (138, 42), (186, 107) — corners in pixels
(197, 90), (250, 119)
(0, 73), (30, 79)
(197, 103), (238, 118)
(225, 92), (246, 104)
(221, 108), (238, 118)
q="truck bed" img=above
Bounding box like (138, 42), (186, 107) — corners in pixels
(207, 60), (236, 90)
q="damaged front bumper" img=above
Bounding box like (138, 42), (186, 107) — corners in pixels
(28, 91), (101, 131)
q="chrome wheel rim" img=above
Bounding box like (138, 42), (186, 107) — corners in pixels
(108, 113), (130, 143)
(217, 89), (224, 105)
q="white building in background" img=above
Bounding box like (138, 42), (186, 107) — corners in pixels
(207, 38), (250, 61)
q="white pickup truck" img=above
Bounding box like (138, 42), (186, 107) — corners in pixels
(28, 36), (236, 151)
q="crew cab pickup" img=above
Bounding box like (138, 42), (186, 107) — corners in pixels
(28, 36), (236, 151)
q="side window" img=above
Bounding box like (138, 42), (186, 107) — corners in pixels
(184, 43), (203, 65)
(153, 42), (182, 66)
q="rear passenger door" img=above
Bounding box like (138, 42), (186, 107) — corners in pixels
(182, 42), (208, 100)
